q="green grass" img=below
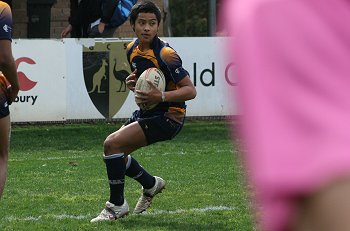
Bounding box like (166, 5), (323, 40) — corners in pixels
(0, 121), (253, 230)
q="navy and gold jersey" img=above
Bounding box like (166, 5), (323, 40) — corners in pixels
(0, 2), (12, 41)
(126, 36), (189, 123)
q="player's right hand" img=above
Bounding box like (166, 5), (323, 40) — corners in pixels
(126, 69), (137, 92)
(0, 72), (19, 105)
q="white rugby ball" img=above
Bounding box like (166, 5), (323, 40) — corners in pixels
(135, 68), (166, 110)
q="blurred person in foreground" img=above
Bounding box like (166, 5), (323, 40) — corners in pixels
(0, 1), (19, 200)
(224, 0), (350, 230)
(90, 0), (196, 222)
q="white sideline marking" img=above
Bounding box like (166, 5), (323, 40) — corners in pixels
(2, 206), (235, 221)
(140, 206), (234, 215)
(9, 155), (98, 162)
(5, 216), (42, 221)
(55, 214), (91, 220)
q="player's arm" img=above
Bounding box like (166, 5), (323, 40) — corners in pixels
(138, 73), (196, 105)
(0, 4), (19, 101)
(161, 75), (196, 102)
(160, 47), (196, 102)
(0, 39), (19, 101)
(125, 41), (137, 91)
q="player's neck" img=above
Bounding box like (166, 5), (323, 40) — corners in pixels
(138, 42), (151, 52)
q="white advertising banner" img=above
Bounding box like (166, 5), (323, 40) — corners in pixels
(10, 40), (66, 122)
(65, 39), (103, 120)
(165, 37), (236, 117)
(9, 38), (236, 122)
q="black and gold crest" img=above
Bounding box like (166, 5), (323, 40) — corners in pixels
(83, 41), (131, 119)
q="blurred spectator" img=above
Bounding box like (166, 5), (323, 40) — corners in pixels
(61, 0), (119, 38)
(224, 0), (350, 230)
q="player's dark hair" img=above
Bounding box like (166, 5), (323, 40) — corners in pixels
(129, 0), (162, 26)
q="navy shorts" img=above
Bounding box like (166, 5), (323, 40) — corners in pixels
(0, 74), (11, 119)
(124, 110), (185, 145)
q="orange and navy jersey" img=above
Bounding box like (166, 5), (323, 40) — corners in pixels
(0, 72), (11, 118)
(126, 36), (189, 122)
(0, 1), (12, 41)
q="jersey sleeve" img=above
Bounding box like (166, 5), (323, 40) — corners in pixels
(126, 40), (135, 70)
(0, 3), (13, 41)
(160, 47), (189, 83)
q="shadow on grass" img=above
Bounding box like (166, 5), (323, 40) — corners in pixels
(113, 214), (232, 231)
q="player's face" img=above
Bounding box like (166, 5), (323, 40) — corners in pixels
(134, 13), (159, 46)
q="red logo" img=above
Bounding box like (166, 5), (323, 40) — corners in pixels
(15, 57), (37, 91)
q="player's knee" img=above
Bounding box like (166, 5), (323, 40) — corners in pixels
(103, 135), (122, 154)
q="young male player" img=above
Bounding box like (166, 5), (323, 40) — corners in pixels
(91, 0), (196, 222)
(0, 1), (20, 200)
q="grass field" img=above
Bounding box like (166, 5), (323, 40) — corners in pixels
(0, 120), (253, 231)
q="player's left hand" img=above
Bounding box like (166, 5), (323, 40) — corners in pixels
(126, 69), (137, 91)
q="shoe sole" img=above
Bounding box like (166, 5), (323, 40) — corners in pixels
(134, 186), (166, 214)
(90, 212), (129, 223)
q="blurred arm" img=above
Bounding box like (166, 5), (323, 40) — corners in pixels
(0, 39), (19, 97)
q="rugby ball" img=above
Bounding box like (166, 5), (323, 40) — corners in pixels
(135, 68), (166, 110)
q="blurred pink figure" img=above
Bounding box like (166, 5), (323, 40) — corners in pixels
(224, 0), (350, 230)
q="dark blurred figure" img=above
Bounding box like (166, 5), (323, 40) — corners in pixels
(0, 0), (19, 200)
(61, 0), (119, 38)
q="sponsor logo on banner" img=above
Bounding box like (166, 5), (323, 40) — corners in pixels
(83, 41), (131, 119)
(14, 57), (38, 105)
(16, 57), (37, 91)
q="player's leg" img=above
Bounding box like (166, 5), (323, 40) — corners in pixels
(109, 118), (166, 213)
(109, 120), (156, 193)
(131, 116), (184, 214)
(104, 121), (147, 204)
(91, 121), (147, 222)
(104, 121), (147, 155)
(292, 178), (350, 231)
(124, 154), (166, 214)
(122, 113), (170, 194)
(0, 115), (10, 200)
(125, 155), (155, 191)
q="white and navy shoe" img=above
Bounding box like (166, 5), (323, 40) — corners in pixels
(134, 176), (166, 214)
(90, 200), (129, 222)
